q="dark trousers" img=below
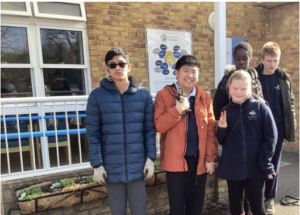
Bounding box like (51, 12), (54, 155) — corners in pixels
(265, 122), (285, 199)
(166, 156), (207, 215)
(106, 179), (147, 215)
(227, 179), (266, 215)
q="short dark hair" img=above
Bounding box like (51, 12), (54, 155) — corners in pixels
(233, 42), (253, 58)
(175, 55), (200, 71)
(105, 48), (129, 65)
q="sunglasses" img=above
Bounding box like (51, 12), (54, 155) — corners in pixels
(107, 62), (128, 69)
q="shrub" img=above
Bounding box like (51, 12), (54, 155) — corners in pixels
(60, 179), (75, 188)
(86, 176), (93, 184)
(23, 186), (44, 200)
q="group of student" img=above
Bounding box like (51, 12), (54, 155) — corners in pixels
(86, 41), (296, 215)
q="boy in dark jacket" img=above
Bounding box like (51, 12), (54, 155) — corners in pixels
(255, 42), (296, 214)
(86, 48), (156, 215)
(217, 70), (277, 215)
(213, 42), (264, 120)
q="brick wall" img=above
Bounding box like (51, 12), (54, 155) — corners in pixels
(226, 2), (272, 66)
(86, 2), (215, 91)
(270, 3), (299, 152)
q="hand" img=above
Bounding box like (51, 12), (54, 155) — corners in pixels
(94, 166), (107, 185)
(218, 110), (227, 128)
(268, 172), (276, 179)
(143, 157), (154, 180)
(206, 161), (215, 174)
(175, 97), (190, 114)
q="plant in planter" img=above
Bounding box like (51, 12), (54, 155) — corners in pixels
(60, 179), (75, 188)
(23, 186), (44, 200)
(86, 176), (93, 184)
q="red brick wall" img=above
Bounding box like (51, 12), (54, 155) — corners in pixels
(85, 2), (215, 91)
(270, 3), (299, 152)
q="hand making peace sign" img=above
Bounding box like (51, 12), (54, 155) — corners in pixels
(218, 110), (227, 128)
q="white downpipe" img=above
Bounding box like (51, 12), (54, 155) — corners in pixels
(214, 2), (226, 88)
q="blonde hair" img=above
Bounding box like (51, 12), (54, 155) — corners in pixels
(227, 70), (252, 95)
(261, 42), (281, 59)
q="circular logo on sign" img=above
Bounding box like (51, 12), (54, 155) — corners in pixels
(155, 60), (163, 66)
(162, 70), (169, 75)
(161, 34), (167, 42)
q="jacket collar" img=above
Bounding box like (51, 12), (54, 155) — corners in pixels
(225, 65), (258, 80)
(164, 83), (205, 101)
(255, 63), (287, 80)
(100, 75), (140, 93)
(229, 95), (256, 109)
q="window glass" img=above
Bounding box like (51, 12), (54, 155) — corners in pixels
(1, 2), (26, 11)
(40, 29), (84, 64)
(1, 26), (30, 64)
(1, 68), (32, 98)
(43, 69), (85, 96)
(37, 2), (81, 17)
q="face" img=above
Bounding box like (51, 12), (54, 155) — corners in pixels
(234, 49), (252, 70)
(106, 55), (131, 81)
(228, 79), (251, 104)
(261, 55), (280, 75)
(175, 65), (199, 91)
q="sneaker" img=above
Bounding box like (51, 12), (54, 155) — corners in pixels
(265, 198), (275, 214)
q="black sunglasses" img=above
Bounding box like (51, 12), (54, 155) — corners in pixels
(107, 62), (128, 69)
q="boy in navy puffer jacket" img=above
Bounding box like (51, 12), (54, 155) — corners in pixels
(217, 70), (277, 215)
(86, 48), (156, 215)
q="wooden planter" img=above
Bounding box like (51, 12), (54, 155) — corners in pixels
(16, 171), (167, 213)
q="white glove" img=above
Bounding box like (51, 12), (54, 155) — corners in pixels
(93, 166), (107, 185)
(143, 157), (154, 180)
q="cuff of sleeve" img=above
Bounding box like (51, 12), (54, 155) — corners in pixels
(205, 156), (217, 162)
(93, 166), (101, 169)
(218, 127), (228, 133)
(148, 158), (155, 162)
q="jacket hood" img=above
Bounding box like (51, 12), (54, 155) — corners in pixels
(224, 65), (236, 76)
(255, 63), (288, 80)
(100, 75), (140, 93)
(225, 65), (258, 80)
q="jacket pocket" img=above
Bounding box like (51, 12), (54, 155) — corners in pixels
(197, 111), (208, 128)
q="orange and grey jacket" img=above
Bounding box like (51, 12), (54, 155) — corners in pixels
(154, 84), (217, 175)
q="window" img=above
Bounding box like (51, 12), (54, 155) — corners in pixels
(1, 3), (91, 99)
(1, 24), (35, 98)
(0, 2), (32, 17)
(33, 2), (86, 21)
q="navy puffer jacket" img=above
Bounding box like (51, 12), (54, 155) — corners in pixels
(86, 75), (156, 183)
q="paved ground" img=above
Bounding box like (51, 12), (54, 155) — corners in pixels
(273, 150), (299, 215)
(202, 150), (299, 215)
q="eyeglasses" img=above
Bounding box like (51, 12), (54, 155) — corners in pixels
(107, 62), (128, 69)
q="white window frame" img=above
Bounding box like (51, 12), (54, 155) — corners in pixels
(1, 23), (38, 100)
(36, 25), (88, 69)
(0, 2), (32, 17)
(35, 24), (91, 100)
(1, 14), (92, 101)
(32, 2), (86, 21)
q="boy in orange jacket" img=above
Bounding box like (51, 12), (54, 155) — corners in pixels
(154, 55), (217, 215)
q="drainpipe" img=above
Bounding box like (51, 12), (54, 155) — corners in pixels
(214, 2), (226, 88)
